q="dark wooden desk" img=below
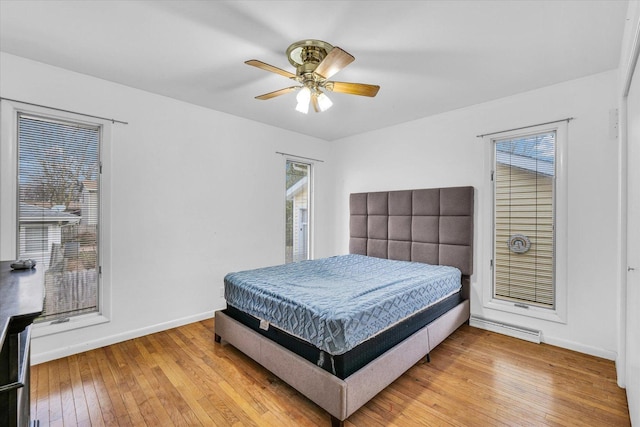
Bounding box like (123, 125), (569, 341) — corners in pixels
(0, 261), (44, 427)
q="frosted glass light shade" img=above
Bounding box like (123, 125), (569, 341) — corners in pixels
(296, 87), (311, 114)
(317, 92), (333, 112)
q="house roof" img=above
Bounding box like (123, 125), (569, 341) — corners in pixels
(286, 176), (308, 201)
(495, 133), (555, 176)
(19, 203), (81, 224)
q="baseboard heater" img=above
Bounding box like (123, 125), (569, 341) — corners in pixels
(469, 316), (541, 344)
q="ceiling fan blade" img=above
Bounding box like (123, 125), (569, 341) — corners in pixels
(313, 47), (355, 79)
(327, 81), (380, 97)
(245, 60), (297, 79)
(255, 86), (299, 100)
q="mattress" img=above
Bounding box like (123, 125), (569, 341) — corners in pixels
(224, 254), (462, 356)
(223, 291), (461, 379)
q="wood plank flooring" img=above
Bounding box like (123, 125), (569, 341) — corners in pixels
(30, 320), (630, 426)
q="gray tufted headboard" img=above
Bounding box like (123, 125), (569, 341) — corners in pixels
(349, 186), (474, 297)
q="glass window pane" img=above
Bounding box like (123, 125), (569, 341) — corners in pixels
(17, 114), (100, 321)
(285, 160), (310, 263)
(494, 132), (555, 308)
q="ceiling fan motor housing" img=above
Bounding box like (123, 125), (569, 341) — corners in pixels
(286, 39), (334, 78)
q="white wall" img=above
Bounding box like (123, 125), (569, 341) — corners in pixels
(331, 70), (621, 360)
(618, 0), (640, 419)
(0, 52), (336, 363)
(0, 50), (626, 367)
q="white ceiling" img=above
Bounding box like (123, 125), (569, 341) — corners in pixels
(0, 0), (629, 141)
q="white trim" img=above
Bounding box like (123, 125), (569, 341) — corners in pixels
(31, 312), (110, 338)
(31, 311), (215, 365)
(482, 121), (568, 324)
(0, 99), (113, 335)
(0, 100), (18, 259)
(617, 0), (640, 393)
(470, 316), (541, 343)
(469, 321), (617, 361)
(543, 335), (617, 362)
(623, 7), (640, 97)
(308, 161), (315, 261)
(618, 98), (628, 389)
(284, 158), (314, 262)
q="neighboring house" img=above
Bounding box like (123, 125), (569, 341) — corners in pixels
(80, 180), (98, 225)
(18, 202), (81, 269)
(494, 137), (555, 307)
(286, 176), (309, 262)
(20, 202), (97, 319)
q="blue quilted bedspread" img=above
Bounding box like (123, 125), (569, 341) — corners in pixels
(224, 254), (461, 355)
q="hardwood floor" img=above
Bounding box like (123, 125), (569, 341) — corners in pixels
(30, 320), (630, 426)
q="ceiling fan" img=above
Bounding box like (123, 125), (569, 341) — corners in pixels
(246, 39), (380, 114)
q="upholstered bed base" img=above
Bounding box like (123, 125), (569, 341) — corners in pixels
(214, 299), (469, 425)
(214, 186), (474, 425)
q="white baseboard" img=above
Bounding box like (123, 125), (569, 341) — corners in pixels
(543, 335), (617, 361)
(470, 316), (541, 343)
(31, 310), (215, 365)
(470, 316), (618, 361)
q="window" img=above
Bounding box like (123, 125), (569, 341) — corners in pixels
(494, 132), (555, 307)
(484, 123), (567, 323)
(18, 114), (100, 321)
(1, 100), (111, 332)
(285, 160), (311, 263)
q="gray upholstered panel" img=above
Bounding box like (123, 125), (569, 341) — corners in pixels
(412, 216), (439, 243)
(412, 242), (439, 265)
(440, 187), (473, 215)
(367, 216), (388, 240)
(388, 241), (411, 261)
(439, 216), (472, 245)
(413, 189), (440, 215)
(440, 244), (473, 275)
(367, 240), (388, 259)
(389, 190), (412, 215)
(349, 186), (474, 277)
(367, 192), (388, 215)
(350, 193), (368, 215)
(389, 216), (411, 241)
(350, 216), (367, 238)
(349, 238), (367, 255)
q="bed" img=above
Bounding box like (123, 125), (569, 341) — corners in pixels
(214, 186), (474, 426)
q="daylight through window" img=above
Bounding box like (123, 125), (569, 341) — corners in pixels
(493, 131), (555, 308)
(18, 114), (101, 322)
(285, 160), (311, 263)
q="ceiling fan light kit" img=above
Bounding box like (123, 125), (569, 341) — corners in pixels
(296, 87), (311, 114)
(246, 39), (380, 114)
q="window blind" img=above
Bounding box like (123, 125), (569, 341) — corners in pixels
(18, 114), (100, 321)
(494, 132), (555, 308)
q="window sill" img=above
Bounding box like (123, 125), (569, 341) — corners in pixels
(31, 313), (110, 338)
(484, 298), (567, 324)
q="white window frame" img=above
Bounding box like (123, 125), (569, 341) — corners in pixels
(284, 157), (314, 263)
(0, 99), (112, 336)
(482, 122), (568, 323)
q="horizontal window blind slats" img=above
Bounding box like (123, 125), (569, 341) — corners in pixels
(495, 285), (554, 295)
(495, 276), (554, 285)
(493, 131), (556, 308)
(495, 253), (554, 262)
(494, 261), (554, 268)
(17, 114), (101, 322)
